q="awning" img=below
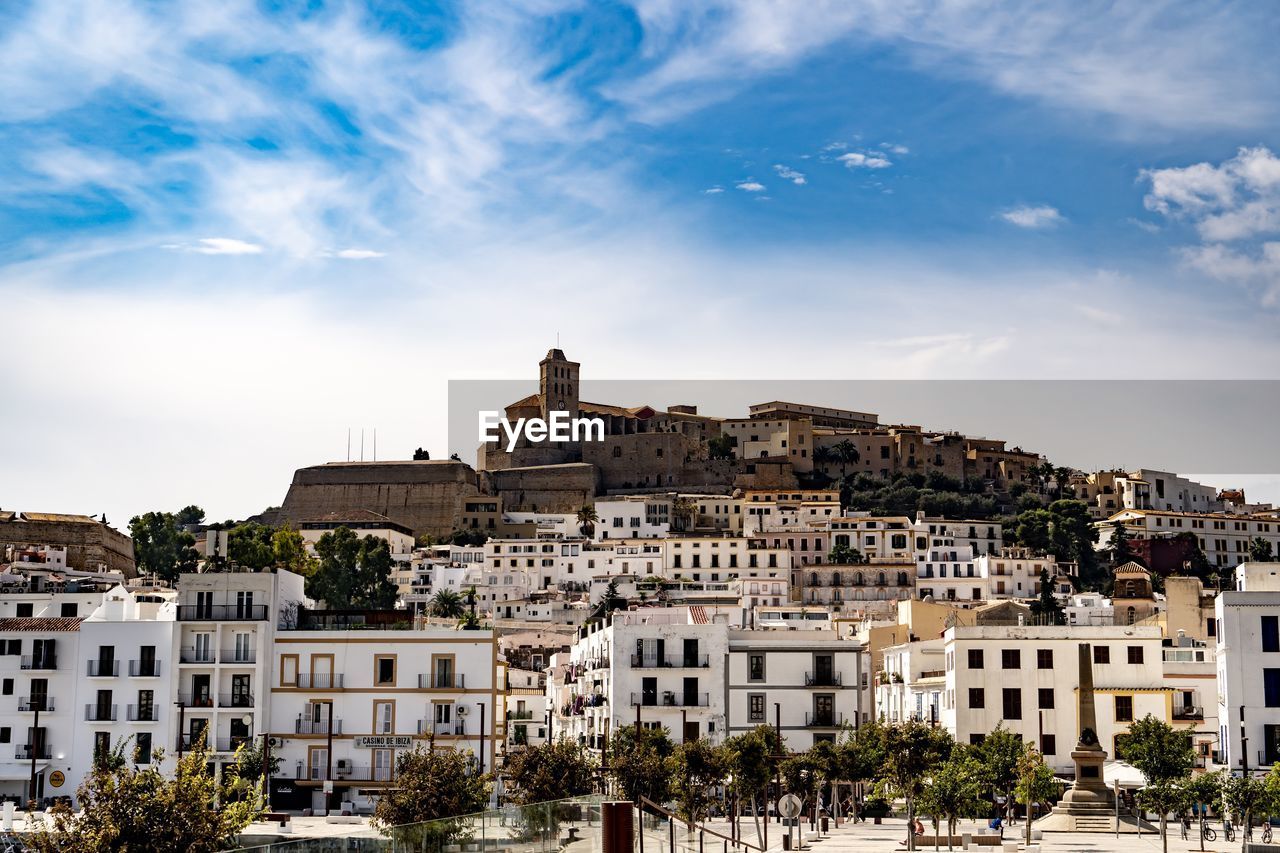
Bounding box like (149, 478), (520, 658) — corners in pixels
(1103, 760), (1146, 788)
(0, 765), (36, 781)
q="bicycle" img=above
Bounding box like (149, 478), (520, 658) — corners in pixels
(1224, 820), (1235, 842)
(1201, 823), (1216, 842)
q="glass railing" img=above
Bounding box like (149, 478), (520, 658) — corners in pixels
(227, 795), (604, 853)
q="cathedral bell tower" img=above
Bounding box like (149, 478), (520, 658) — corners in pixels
(538, 349), (581, 422)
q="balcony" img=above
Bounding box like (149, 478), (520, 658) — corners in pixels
(177, 692), (215, 708)
(175, 734), (208, 752)
(129, 660), (162, 677)
(86, 660), (120, 677)
(179, 647), (216, 664)
(805, 712), (844, 728)
(631, 692), (710, 708)
(218, 693), (255, 709)
(507, 710), (535, 720)
(220, 649), (256, 665)
(85, 704), (118, 722)
(295, 718), (343, 735)
(15, 745), (51, 760)
(176, 604), (268, 621)
(418, 719), (465, 737)
(805, 672), (843, 687)
(630, 655), (710, 669)
(419, 672), (466, 689)
(214, 737), (252, 753)
(19, 656), (57, 671)
(295, 764), (394, 783)
(1172, 705), (1204, 721)
(18, 697), (53, 712)
(127, 704), (158, 722)
(296, 673), (344, 689)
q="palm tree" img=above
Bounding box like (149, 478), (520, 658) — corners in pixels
(672, 497), (697, 532)
(832, 440), (860, 477)
(812, 444), (834, 475)
(575, 505), (599, 536)
(428, 588), (465, 619)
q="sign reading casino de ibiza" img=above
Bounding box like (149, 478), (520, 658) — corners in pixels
(353, 735), (414, 749)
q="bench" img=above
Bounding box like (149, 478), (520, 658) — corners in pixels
(913, 835), (1003, 848)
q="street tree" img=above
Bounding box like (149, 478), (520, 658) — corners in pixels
(505, 738), (596, 804)
(973, 725), (1026, 816)
(1013, 748), (1060, 849)
(1137, 781), (1189, 853)
(129, 510), (200, 582)
(26, 742), (260, 853)
(1119, 715), (1195, 785)
(918, 752), (988, 850)
(723, 726), (781, 847)
(429, 589), (466, 619)
(371, 743), (490, 844)
(670, 738), (729, 824)
(609, 725), (675, 805)
(839, 718), (887, 821)
(1223, 773), (1273, 842)
(877, 722), (953, 851)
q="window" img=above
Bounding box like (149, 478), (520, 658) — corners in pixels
(967, 649), (984, 669)
(0, 679), (10, 696)
(1264, 616), (1280, 653)
(60, 602), (77, 617)
(1127, 646), (1144, 665)
(1002, 688), (1022, 719)
(4, 640), (17, 656)
(1041, 734), (1056, 755)
(1093, 645), (1110, 664)
(280, 654), (299, 687)
(94, 732), (111, 765)
(968, 688), (985, 709)
(374, 700), (394, 734)
(1115, 695), (1133, 722)
(15, 603), (32, 618)
(135, 732), (152, 764)
(0, 728), (8, 744)
(969, 733), (985, 746)
(1036, 649), (1053, 669)
(748, 654), (765, 682)
(1002, 649), (1020, 669)
(749, 693), (765, 722)
(375, 655), (397, 686)
(1266, 670), (1280, 708)
(1038, 688), (1054, 709)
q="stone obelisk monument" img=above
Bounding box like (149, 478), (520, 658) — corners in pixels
(1039, 643), (1118, 832)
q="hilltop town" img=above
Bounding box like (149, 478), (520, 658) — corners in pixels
(1, 348), (1278, 842)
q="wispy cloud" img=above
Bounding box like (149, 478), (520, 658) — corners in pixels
(704, 186), (724, 194)
(328, 249), (387, 260)
(773, 164), (806, 185)
(1000, 205), (1065, 229)
(736, 180), (766, 192)
(166, 237), (265, 256)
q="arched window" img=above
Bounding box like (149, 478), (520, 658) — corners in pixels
(1123, 581), (1135, 597)
(612, 446), (622, 458)
(833, 589), (842, 602)
(831, 572), (842, 587)
(877, 572), (887, 586)
(1127, 606), (1137, 625)
(898, 572), (909, 586)
(855, 572), (864, 586)
(809, 572), (819, 587)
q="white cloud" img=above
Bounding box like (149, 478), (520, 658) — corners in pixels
(1000, 205), (1065, 229)
(179, 237), (265, 255)
(773, 164), (806, 185)
(880, 143), (910, 155)
(735, 180), (766, 192)
(838, 152), (892, 169)
(331, 248), (387, 260)
(1144, 147), (1280, 303)
(703, 186), (724, 194)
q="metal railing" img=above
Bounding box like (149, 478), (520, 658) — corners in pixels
(805, 671), (842, 686)
(179, 647), (215, 664)
(219, 693), (255, 708)
(418, 719), (465, 736)
(129, 660), (161, 677)
(631, 692), (710, 708)
(85, 704), (118, 721)
(127, 704), (157, 721)
(296, 673), (343, 689)
(419, 672), (466, 689)
(18, 696), (53, 712)
(630, 654), (710, 668)
(20, 656), (57, 671)
(508, 710), (535, 720)
(805, 711), (844, 727)
(87, 660), (119, 677)
(220, 648), (257, 664)
(295, 717), (342, 735)
(177, 692), (215, 708)
(176, 604), (268, 621)
(1172, 705), (1204, 720)
(15, 745), (51, 760)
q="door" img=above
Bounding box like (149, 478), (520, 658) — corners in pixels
(683, 639), (700, 668)
(137, 689), (154, 721)
(32, 639), (55, 669)
(815, 654), (834, 686)
(234, 633), (251, 662)
(95, 689), (113, 721)
(373, 749), (393, 781)
(311, 655), (334, 689)
(97, 645), (115, 676)
(683, 720), (700, 743)
(192, 674), (212, 707)
(308, 746), (328, 781)
(189, 718), (208, 749)
(813, 695), (834, 727)
(682, 677), (699, 707)
(193, 633), (212, 662)
(231, 674), (252, 708)
(195, 591), (213, 619)
(641, 677), (657, 706)
(235, 591), (255, 619)
(229, 717), (250, 750)
(434, 657), (454, 689)
(138, 645), (156, 676)
(29, 678), (48, 712)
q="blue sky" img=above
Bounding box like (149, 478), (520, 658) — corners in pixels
(2, 0), (1280, 523)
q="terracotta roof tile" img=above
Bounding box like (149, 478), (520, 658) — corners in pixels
(0, 617), (84, 632)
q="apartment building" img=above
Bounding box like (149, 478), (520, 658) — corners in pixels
(1216, 563), (1280, 770)
(726, 627), (867, 748)
(555, 608), (727, 751)
(1100, 509), (1280, 569)
(593, 497), (671, 540)
(268, 624), (499, 813)
(663, 537), (791, 581)
(172, 569), (303, 780)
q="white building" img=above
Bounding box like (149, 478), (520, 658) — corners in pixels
(1216, 565), (1280, 771)
(268, 625), (499, 813)
(593, 497), (671, 541)
(1099, 509), (1280, 570)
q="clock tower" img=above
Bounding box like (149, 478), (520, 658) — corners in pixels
(538, 348), (580, 423)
